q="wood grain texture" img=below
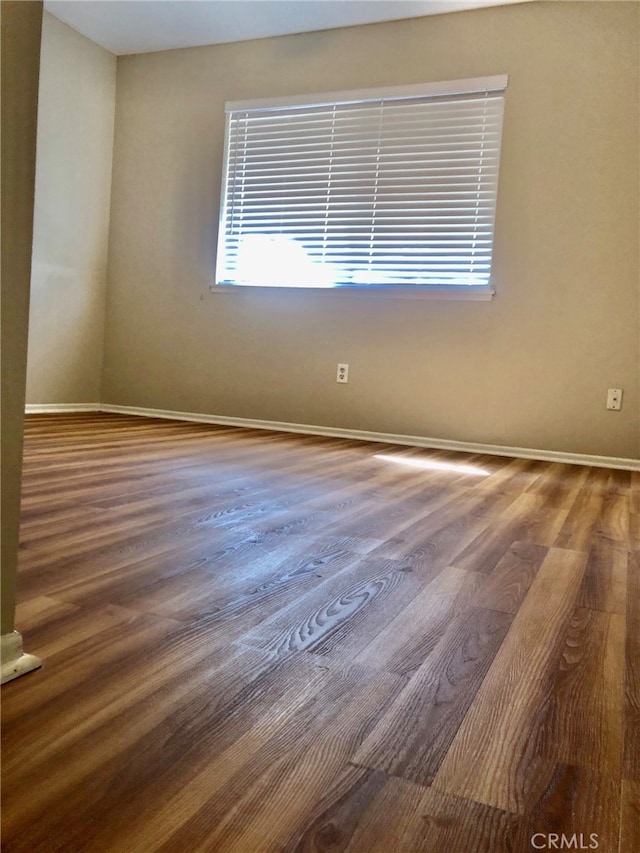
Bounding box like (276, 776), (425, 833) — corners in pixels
(342, 777), (429, 853)
(432, 548), (586, 813)
(474, 540), (548, 614)
(620, 779), (640, 853)
(352, 606), (512, 785)
(346, 778), (521, 853)
(553, 467), (611, 552)
(286, 767), (389, 853)
(624, 549), (640, 782)
(513, 763), (621, 853)
(153, 666), (404, 853)
(412, 787), (520, 853)
(353, 565), (484, 676)
(243, 557), (407, 647)
(448, 492), (543, 573)
(534, 606), (625, 777)
(1, 413), (637, 853)
(578, 537), (628, 614)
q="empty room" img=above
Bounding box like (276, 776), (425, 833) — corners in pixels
(1, 1), (639, 851)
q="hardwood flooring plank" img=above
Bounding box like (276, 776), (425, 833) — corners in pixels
(630, 470), (640, 507)
(521, 498), (579, 548)
(19, 481), (235, 543)
(630, 510), (640, 551)
(534, 607), (625, 777)
(474, 540), (548, 614)
(513, 763), (620, 853)
(620, 779), (640, 853)
(242, 555), (417, 655)
(13, 595), (140, 659)
(70, 652), (339, 853)
(449, 493), (558, 573)
(158, 667), (403, 853)
(413, 788), (519, 853)
(251, 484), (468, 550)
(341, 777), (428, 853)
(607, 468), (632, 493)
(624, 549), (640, 782)
(553, 468), (611, 552)
(1, 610), (178, 728)
(364, 487), (512, 566)
(57, 534), (357, 625)
(284, 767), (389, 853)
(166, 540), (359, 623)
(596, 489), (630, 544)
(2, 620), (261, 779)
(577, 537), (628, 615)
(474, 456), (552, 496)
(15, 520), (257, 601)
(18, 479), (297, 561)
(91, 661), (400, 853)
(17, 503), (111, 537)
(312, 564), (470, 664)
(432, 548), (586, 813)
(524, 462), (591, 506)
(2, 641), (300, 850)
(352, 605), (512, 785)
(347, 779), (521, 853)
(353, 565), (485, 676)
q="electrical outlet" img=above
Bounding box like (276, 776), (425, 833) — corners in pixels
(606, 388), (623, 411)
(336, 363), (349, 383)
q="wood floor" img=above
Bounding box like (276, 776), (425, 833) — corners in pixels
(2, 413), (638, 853)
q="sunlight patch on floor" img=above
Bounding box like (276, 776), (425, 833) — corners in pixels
(374, 453), (490, 477)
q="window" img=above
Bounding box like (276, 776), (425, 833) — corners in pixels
(215, 75), (507, 297)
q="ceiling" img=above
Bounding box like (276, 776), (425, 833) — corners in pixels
(44, 0), (532, 56)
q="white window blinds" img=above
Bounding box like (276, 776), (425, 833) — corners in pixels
(216, 76), (507, 291)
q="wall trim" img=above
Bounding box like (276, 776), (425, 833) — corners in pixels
(25, 402), (639, 470)
(97, 403), (640, 472)
(26, 403), (102, 414)
(1, 631), (41, 685)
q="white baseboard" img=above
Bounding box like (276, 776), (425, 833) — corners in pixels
(100, 403), (640, 472)
(24, 401), (639, 471)
(26, 403), (101, 414)
(1, 631), (41, 684)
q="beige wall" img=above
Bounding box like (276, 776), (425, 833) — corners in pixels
(103, 0), (639, 459)
(26, 12), (116, 405)
(1, 1), (43, 635)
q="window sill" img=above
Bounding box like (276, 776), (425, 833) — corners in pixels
(209, 285), (495, 301)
